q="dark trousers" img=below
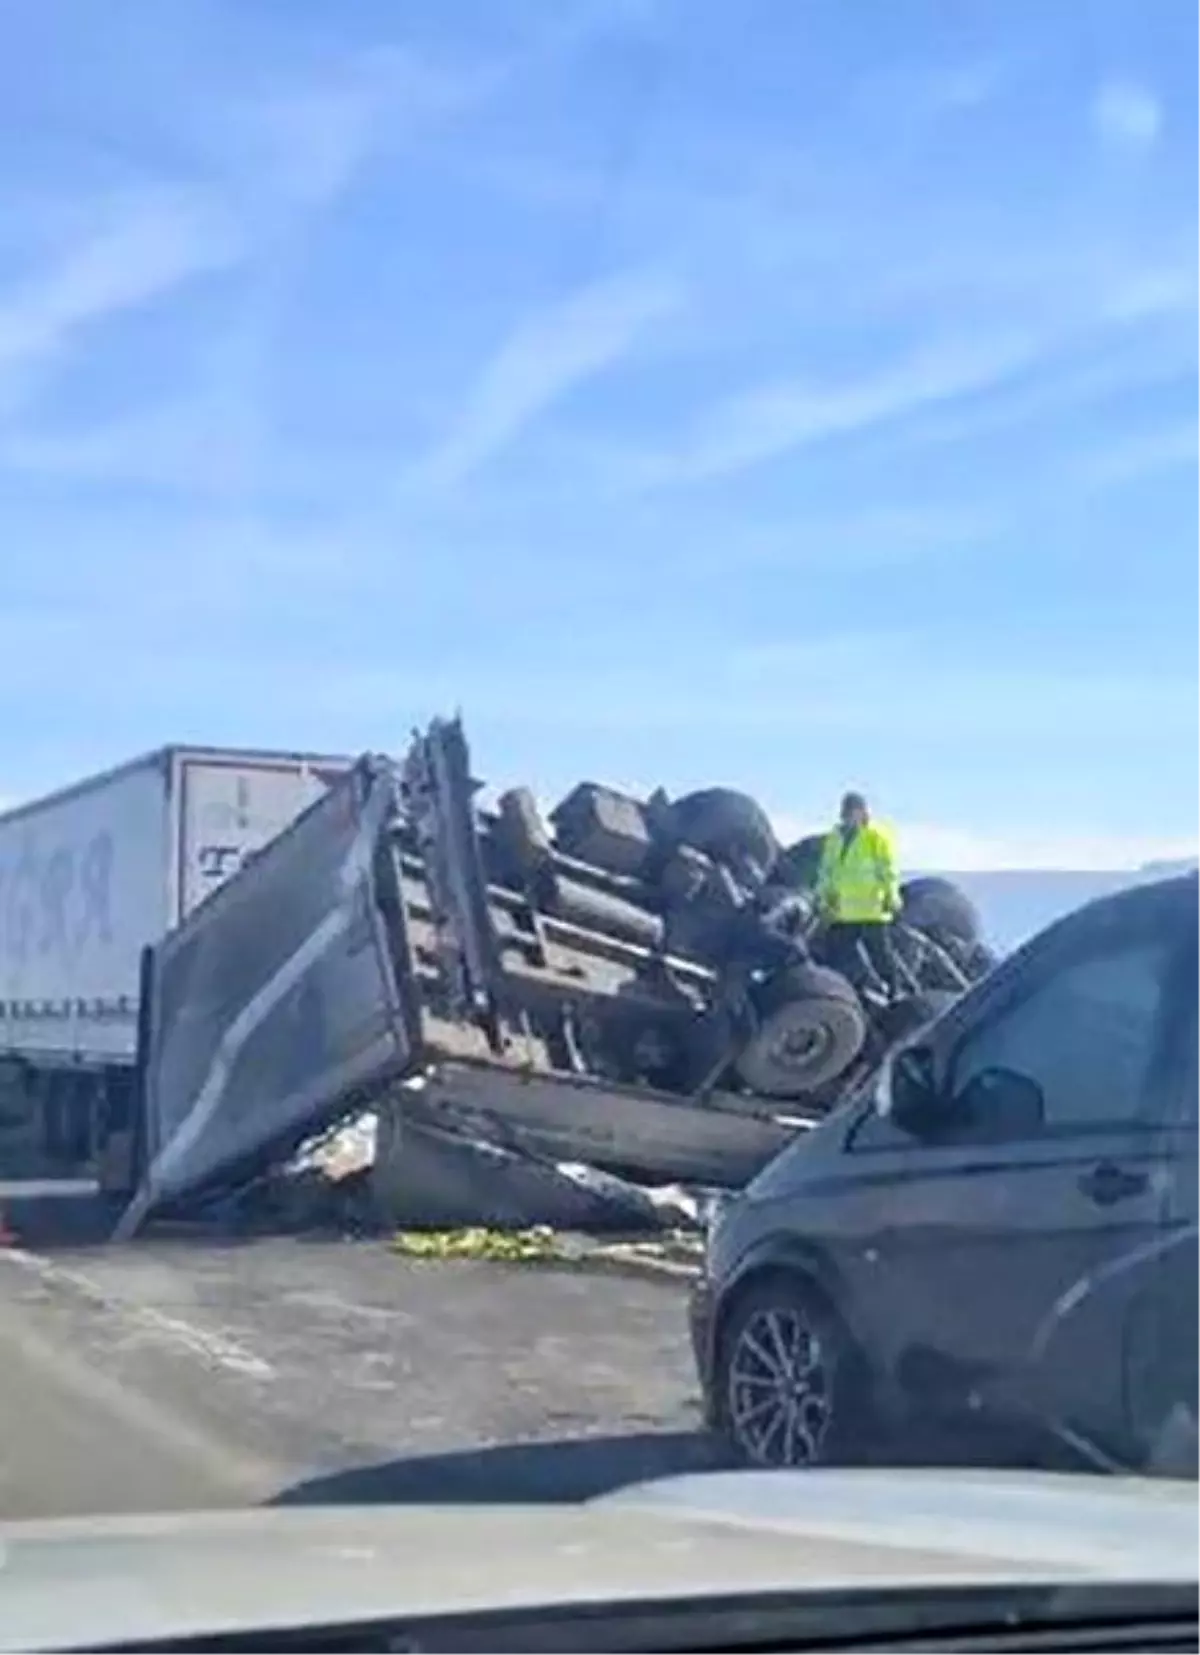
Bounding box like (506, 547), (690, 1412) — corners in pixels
(822, 920), (898, 991)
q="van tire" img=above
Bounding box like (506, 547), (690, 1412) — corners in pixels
(715, 1275), (871, 1467)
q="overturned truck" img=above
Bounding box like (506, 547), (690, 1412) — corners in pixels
(114, 719), (996, 1234)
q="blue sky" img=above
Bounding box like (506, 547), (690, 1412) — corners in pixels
(0, 0), (1196, 868)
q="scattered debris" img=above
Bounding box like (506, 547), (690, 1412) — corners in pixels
(290, 1114), (379, 1184)
(577, 1234), (704, 1280)
(280, 1104), (722, 1239)
(392, 1227), (562, 1262)
(389, 1223), (704, 1281)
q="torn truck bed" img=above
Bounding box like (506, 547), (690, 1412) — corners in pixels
(125, 738), (799, 1228)
(396, 1063), (796, 1190)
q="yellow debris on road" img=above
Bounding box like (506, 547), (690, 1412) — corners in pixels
(392, 1227), (561, 1261)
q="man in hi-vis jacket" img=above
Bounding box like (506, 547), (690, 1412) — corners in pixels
(815, 791), (901, 991)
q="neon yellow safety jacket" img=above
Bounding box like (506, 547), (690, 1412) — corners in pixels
(815, 822), (901, 923)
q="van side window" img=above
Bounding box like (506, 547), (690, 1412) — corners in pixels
(949, 939), (1172, 1131)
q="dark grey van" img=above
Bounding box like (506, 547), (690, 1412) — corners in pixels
(690, 872), (1198, 1475)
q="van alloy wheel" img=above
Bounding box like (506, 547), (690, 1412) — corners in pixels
(726, 1302), (834, 1466)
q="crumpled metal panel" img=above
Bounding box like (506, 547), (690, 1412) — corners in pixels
(121, 757), (411, 1232)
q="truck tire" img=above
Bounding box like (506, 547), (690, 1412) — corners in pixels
(873, 988), (958, 1051)
(918, 930), (999, 990)
(736, 962), (866, 1098)
(964, 939), (999, 978)
(899, 877), (980, 945)
(667, 789), (778, 878)
(656, 844), (713, 907)
(773, 833), (826, 891)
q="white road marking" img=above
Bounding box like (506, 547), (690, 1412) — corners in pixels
(0, 1247), (274, 1381)
(0, 1287), (286, 1502)
(0, 1180), (98, 1199)
(282, 1285), (411, 1324)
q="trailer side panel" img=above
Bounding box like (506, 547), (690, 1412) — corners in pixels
(172, 750), (351, 924)
(0, 754), (173, 1063)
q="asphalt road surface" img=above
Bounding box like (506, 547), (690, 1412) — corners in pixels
(0, 1200), (723, 1522)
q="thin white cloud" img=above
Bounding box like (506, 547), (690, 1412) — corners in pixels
(1092, 80), (1163, 150)
(845, 56), (1009, 135)
(1073, 422), (1198, 489)
(1098, 264), (1197, 323)
(890, 60), (1008, 119)
(0, 187), (240, 401)
(883, 309), (1195, 463)
(646, 502), (1001, 577)
(249, 85), (384, 212)
(412, 266), (681, 487)
(3, 388), (252, 496)
(0, 41), (496, 461)
(641, 332), (1036, 485)
(230, 46), (496, 215)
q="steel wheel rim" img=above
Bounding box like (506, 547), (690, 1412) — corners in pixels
(727, 1304), (833, 1466)
(768, 1021), (830, 1070)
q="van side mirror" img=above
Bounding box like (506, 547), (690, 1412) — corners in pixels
(957, 1066), (1045, 1136)
(882, 1045), (948, 1135)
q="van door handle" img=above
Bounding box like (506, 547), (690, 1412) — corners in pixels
(1078, 1162), (1149, 1206)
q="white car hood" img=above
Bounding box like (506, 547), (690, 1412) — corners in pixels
(0, 1468), (1193, 1650)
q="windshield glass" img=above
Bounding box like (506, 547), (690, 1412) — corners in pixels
(0, 0), (1195, 1634)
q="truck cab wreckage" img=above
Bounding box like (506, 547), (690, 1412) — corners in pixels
(115, 718), (996, 1237)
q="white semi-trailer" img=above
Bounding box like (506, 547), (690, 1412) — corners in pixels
(0, 746), (349, 1170)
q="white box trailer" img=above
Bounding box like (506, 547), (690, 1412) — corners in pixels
(0, 745), (350, 1069)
